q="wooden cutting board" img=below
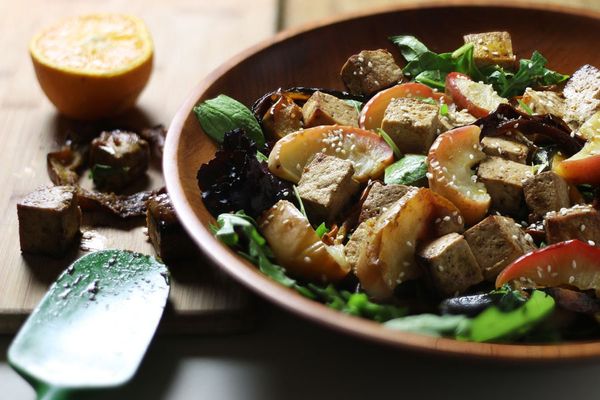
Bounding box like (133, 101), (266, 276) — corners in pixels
(0, 0), (278, 334)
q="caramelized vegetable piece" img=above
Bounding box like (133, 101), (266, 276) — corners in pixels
(139, 124), (167, 161)
(261, 92), (303, 139)
(258, 200), (350, 283)
(355, 188), (464, 300)
(359, 82), (445, 130)
(268, 125), (394, 183)
(427, 125), (490, 225)
(47, 143), (86, 185)
(77, 187), (158, 219)
(496, 240), (600, 297)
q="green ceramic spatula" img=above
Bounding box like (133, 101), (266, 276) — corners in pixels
(8, 250), (170, 400)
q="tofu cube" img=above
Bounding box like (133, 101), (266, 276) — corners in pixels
(523, 171), (571, 221)
(463, 31), (516, 68)
(302, 91), (359, 128)
(17, 186), (81, 257)
(477, 156), (534, 216)
(381, 97), (440, 154)
(297, 153), (360, 221)
(464, 215), (536, 281)
(146, 193), (197, 262)
(439, 109), (477, 132)
(358, 182), (410, 223)
(544, 205), (600, 245)
(340, 49), (402, 96)
(480, 136), (529, 164)
(263, 94), (303, 138)
(418, 233), (483, 297)
(563, 64), (600, 127)
(522, 88), (566, 119)
(344, 219), (374, 271)
(89, 130), (150, 190)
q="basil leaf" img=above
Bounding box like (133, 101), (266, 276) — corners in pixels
(461, 290), (555, 342)
(385, 314), (471, 337)
(384, 154), (428, 186)
(193, 94), (265, 148)
(389, 35), (430, 62)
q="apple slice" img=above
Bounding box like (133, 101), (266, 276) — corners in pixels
(258, 200), (350, 283)
(446, 72), (507, 118)
(359, 82), (447, 130)
(355, 188), (464, 300)
(268, 125), (394, 183)
(555, 112), (600, 184)
(427, 125), (490, 225)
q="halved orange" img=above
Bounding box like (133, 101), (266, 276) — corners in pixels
(30, 14), (153, 120)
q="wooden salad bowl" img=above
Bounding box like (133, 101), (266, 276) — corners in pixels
(164, 1), (600, 360)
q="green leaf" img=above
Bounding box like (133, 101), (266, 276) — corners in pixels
(193, 94), (265, 148)
(384, 154), (428, 186)
(89, 163), (130, 187)
(461, 290), (555, 342)
(518, 99), (534, 115)
(344, 99), (364, 113)
(293, 185), (307, 218)
(376, 128), (402, 159)
(385, 314), (471, 337)
(256, 150), (268, 162)
(439, 103), (449, 117)
(389, 35), (430, 62)
(414, 70), (447, 90)
(315, 222), (329, 238)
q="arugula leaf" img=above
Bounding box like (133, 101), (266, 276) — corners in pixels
(376, 128), (402, 159)
(388, 35), (429, 62)
(213, 212), (406, 320)
(517, 99), (534, 115)
(256, 150), (268, 162)
(315, 222), (329, 238)
(439, 103), (449, 117)
(385, 314), (471, 337)
(193, 94), (265, 148)
(292, 185), (307, 218)
(384, 154), (428, 186)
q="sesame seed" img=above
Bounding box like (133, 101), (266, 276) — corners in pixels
(547, 265), (552, 272)
(438, 265), (444, 272)
(443, 216), (451, 222)
(406, 241), (413, 247)
(572, 260), (577, 269)
(569, 276), (575, 284)
(581, 224), (586, 232)
(589, 240), (596, 246)
(304, 256), (311, 263)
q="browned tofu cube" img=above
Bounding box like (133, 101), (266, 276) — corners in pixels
(522, 88), (566, 119)
(480, 136), (529, 164)
(563, 64), (600, 127)
(358, 182), (410, 223)
(381, 97), (440, 154)
(477, 156), (534, 216)
(340, 49), (402, 96)
(523, 171), (571, 221)
(418, 233), (483, 297)
(17, 186), (81, 257)
(544, 205), (600, 245)
(344, 219), (374, 271)
(262, 94), (303, 139)
(89, 130), (150, 191)
(464, 215), (536, 281)
(146, 193), (197, 262)
(302, 91), (359, 128)
(297, 153), (360, 222)
(463, 31), (516, 69)
(438, 109), (476, 132)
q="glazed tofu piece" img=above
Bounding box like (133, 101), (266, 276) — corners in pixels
(481, 137), (529, 164)
(146, 193), (196, 262)
(544, 205), (600, 245)
(344, 219), (374, 271)
(263, 94), (303, 139)
(340, 49), (402, 96)
(358, 182), (410, 223)
(297, 153), (360, 222)
(89, 130), (150, 191)
(563, 64), (600, 127)
(463, 31), (516, 69)
(521, 88), (566, 118)
(464, 215), (536, 281)
(418, 232), (483, 297)
(477, 156), (534, 216)
(438, 109), (477, 132)
(302, 91), (359, 128)
(17, 186), (81, 257)
(381, 97), (440, 154)
(523, 171), (571, 221)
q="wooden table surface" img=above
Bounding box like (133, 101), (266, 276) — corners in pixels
(0, 0), (598, 335)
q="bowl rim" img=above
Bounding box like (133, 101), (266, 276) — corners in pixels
(164, 0), (600, 360)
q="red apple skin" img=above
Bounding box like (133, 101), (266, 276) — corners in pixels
(445, 72), (493, 118)
(359, 82), (448, 130)
(555, 152), (600, 185)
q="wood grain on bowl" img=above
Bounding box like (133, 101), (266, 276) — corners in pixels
(164, 2), (600, 359)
